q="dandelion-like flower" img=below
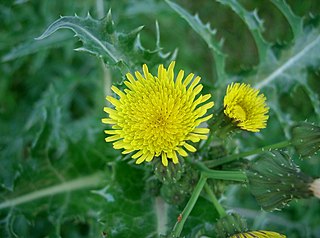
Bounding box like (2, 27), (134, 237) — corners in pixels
(102, 61), (214, 166)
(224, 83), (269, 132)
(230, 230), (286, 238)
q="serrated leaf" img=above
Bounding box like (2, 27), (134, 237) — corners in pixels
(25, 85), (68, 159)
(36, 13), (122, 65)
(254, 27), (320, 89)
(217, 0), (270, 62)
(165, 0), (227, 85)
(94, 161), (158, 238)
(36, 12), (176, 76)
(1, 32), (72, 62)
(270, 0), (303, 39)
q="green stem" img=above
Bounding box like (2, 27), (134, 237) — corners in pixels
(170, 166), (247, 237)
(171, 174), (207, 237)
(0, 173), (103, 210)
(202, 170), (247, 183)
(192, 160), (248, 183)
(205, 140), (291, 168)
(204, 183), (226, 218)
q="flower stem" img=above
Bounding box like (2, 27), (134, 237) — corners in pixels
(204, 182), (226, 218)
(0, 172), (103, 210)
(170, 167), (247, 237)
(171, 174), (207, 237)
(205, 140), (291, 168)
(192, 160), (248, 183)
(202, 170), (247, 183)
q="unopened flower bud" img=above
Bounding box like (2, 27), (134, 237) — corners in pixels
(153, 158), (185, 185)
(215, 213), (247, 238)
(291, 122), (320, 158)
(247, 151), (313, 211)
(215, 213), (286, 238)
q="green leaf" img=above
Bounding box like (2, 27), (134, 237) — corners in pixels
(216, 0), (270, 62)
(254, 27), (320, 89)
(93, 161), (158, 238)
(0, 173), (103, 210)
(165, 0), (227, 85)
(36, 11), (176, 76)
(270, 0), (303, 39)
(1, 32), (72, 62)
(36, 13), (123, 64)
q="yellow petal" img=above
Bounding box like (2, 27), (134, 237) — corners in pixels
(176, 147), (188, 157)
(183, 143), (197, 152)
(161, 153), (168, 166)
(193, 128), (210, 134)
(136, 153), (148, 164)
(132, 150), (144, 159)
(105, 134), (121, 142)
(172, 151), (179, 164)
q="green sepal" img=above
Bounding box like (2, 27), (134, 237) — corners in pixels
(153, 158), (185, 185)
(291, 122), (320, 158)
(247, 151), (313, 211)
(215, 213), (248, 238)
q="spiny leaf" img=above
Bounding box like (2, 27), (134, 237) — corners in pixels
(302, 82), (320, 119)
(165, 0), (227, 85)
(270, 0), (303, 39)
(36, 13), (123, 65)
(216, 0), (270, 62)
(36, 11), (176, 76)
(25, 85), (68, 159)
(254, 27), (320, 89)
(1, 32), (72, 62)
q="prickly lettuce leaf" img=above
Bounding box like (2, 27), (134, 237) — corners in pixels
(36, 11), (176, 76)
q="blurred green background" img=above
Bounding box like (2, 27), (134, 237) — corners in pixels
(1, 0), (320, 237)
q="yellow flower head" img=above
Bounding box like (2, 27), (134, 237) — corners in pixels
(102, 61), (214, 166)
(224, 83), (269, 132)
(230, 230), (286, 238)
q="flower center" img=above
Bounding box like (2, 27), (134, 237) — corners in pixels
(232, 105), (247, 122)
(155, 114), (168, 127)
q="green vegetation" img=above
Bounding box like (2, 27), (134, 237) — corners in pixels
(1, 0), (320, 237)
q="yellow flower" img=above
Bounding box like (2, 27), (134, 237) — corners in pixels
(224, 83), (269, 132)
(102, 61), (214, 166)
(230, 230), (286, 238)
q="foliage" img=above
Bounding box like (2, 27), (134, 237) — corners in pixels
(1, 0), (320, 237)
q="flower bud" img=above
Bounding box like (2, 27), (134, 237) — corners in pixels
(247, 151), (313, 211)
(291, 122), (320, 158)
(215, 213), (247, 238)
(153, 158), (185, 185)
(160, 164), (199, 205)
(215, 213), (286, 238)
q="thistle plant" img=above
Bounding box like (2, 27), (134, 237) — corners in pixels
(1, 1), (320, 238)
